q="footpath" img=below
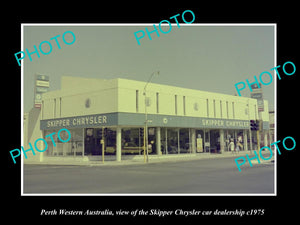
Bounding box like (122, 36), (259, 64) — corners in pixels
(24, 150), (275, 167)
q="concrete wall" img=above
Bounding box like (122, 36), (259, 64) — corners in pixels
(41, 77), (269, 123)
(117, 78), (264, 121)
(42, 77), (118, 120)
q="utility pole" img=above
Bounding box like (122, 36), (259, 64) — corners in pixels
(143, 71), (159, 163)
(101, 127), (105, 163)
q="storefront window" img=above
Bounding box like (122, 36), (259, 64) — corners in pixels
(44, 129), (57, 156)
(148, 127), (156, 154)
(161, 128), (167, 154)
(84, 128), (116, 156)
(204, 130), (210, 152)
(70, 128), (84, 156)
(120, 127), (156, 155)
(84, 128), (95, 155)
(251, 130), (258, 150)
(236, 130), (244, 151)
(167, 128), (178, 154)
(44, 128), (83, 156)
(225, 130), (234, 152)
(179, 128), (190, 154)
(224, 130), (246, 152)
(122, 128), (143, 155)
(196, 130), (204, 153)
(105, 128), (116, 155)
(209, 130), (220, 153)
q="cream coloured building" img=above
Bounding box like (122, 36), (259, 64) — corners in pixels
(24, 76), (270, 163)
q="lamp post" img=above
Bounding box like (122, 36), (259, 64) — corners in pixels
(143, 71), (159, 163)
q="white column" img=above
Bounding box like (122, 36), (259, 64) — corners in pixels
(191, 128), (196, 153)
(220, 129), (224, 153)
(264, 131), (268, 147)
(82, 128), (85, 156)
(116, 127), (121, 162)
(249, 130), (253, 151)
(156, 127), (161, 155)
(243, 130), (248, 151)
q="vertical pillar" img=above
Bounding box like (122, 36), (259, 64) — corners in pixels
(264, 130), (268, 147)
(243, 130), (248, 151)
(220, 129), (224, 153)
(62, 142), (67, 156)
(82, 128), (85, 156)
(249, 130), (253, 151)
(156, 127), (161, 155)
(191, 128), (196, 153)
(268, 130), (272, 149)
(234, 130), (237, 143)
(116, 127), (121, 162)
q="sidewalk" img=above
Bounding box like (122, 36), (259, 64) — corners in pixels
(24, 150), (275, 167)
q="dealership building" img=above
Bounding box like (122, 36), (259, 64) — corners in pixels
(23, 76), (271, 163)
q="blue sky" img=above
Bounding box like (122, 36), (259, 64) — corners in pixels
(23, 24), (275, 113)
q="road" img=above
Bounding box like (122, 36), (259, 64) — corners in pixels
(23, 157), (274, 194)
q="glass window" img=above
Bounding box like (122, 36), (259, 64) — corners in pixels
(179, 128), (190, 154)
(209, 130), (220, 153)
(70, 128), (84, 156)
(84, 128), (116, 156)
(121, 127), (156, 155)
(204, 130), (210, 152)
(105, 128), (116, 155)
(44, 129), (57, 156)
(196, 130), (204, 153)
(161, 128), (167, 154)
(167, 128), (178, 154)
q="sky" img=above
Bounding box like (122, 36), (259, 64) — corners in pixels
(23, 24), (275, 113)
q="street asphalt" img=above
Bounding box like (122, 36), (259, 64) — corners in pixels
(23, 157), (274, 194)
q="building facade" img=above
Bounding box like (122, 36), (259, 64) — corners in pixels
(24, 76), (270, 162)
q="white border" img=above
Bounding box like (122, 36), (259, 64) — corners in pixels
(21, 23), (277, 196)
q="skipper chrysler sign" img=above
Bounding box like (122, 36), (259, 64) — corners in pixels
(40, 113), (116, 130)
(41, 112), (268, 130)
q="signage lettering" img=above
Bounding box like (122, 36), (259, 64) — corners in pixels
(45, 115), (108, 129)
(201, 119), (249, 128)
